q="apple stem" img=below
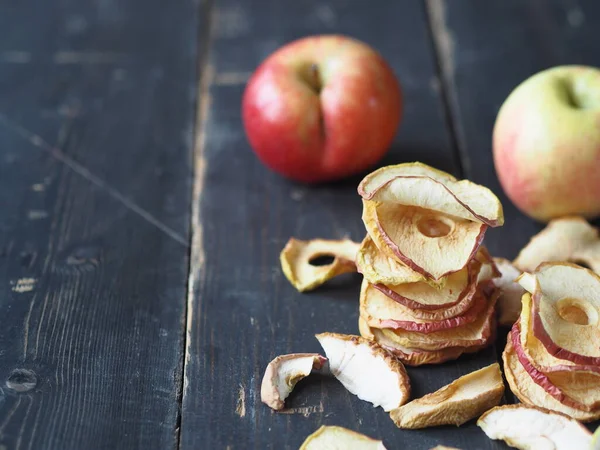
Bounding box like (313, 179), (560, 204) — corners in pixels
(310, 63), (321, 93)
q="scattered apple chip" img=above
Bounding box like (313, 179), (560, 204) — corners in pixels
(378, 291), (498, 351)
(503, 335), (600, 422)
(358, 316), (479, 366)
(355, 235), (433, 287)
(363, 279), (479, 322)
(280, 238), (360, 292)
(478, 404), (592, 450)
(389, 363), (504, 429)
(363, 200), (487, 280)
(260, 353), (327, 410)
(315, 333), (410, 411)
(514, 216), (600, 273)
(299, 425), (386, 450)
(358, 162), (504, 226)
(518, 263), (600, 365)
(493, 258), (524, 326)
(429, 447), (461, 450)
(361, 280), (487, 333)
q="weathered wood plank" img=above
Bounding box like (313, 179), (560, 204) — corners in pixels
(181, 1), (502, 449)
(0, 1), (200, 449)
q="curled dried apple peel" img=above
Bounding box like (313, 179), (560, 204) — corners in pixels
(280, 238), (360, 292)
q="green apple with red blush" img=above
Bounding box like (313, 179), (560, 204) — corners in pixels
(493, 65), (600, 222)
(242, 35), (402, 183)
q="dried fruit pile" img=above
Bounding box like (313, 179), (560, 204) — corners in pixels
(504, 262), (600, 422)
(355, 163), (505, 365)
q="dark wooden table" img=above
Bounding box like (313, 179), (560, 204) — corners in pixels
(1, 1), (599, 449)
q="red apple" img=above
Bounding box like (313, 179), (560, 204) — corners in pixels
(493, 65), (600, 222)
(242, 35), (402, 183)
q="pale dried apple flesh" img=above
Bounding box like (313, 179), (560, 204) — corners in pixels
(300, 425), (387, 450)
(389, 363), (504, 429)
(280, 238), (360, 292)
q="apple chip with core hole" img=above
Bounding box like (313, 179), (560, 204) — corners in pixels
(260, 353), (327, 410)
(389, 363), (504, 429)
(358, 162), (504, 226)
(356, 235), (431, 287)
(519, 293), (600, 382)
(493, 258), (524, 326)
(514, 216), (600, 273)
(299, 426), (386, 450)
(361, 280), (487, 332)
(518, 263), (600, 365)
(358, 317), (482, 366)
(378, 291), (498, 351)
(477, 405), (591, 450)
(315, 333), (410, 411)
(363, 200), (487, 280)
(362, 279), (479, 322)
(503, 336), (600, 422)
(280, 238), (360, 292)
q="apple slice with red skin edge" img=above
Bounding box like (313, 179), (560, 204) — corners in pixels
(315, 333), (410, 412)
(300, 425), (387, 450)
(373, 259), (480, 312)
(363, 200), (488, 280)
(379, 290), (498, 351)
(519, 293), (600, 378)
(260, 353), (327, 411)
(510, 323), (600, 412)
(280, 237), (360, 292)
(514, 216), (600, 273)
(358, 316), (489, 366)
(243, 35), (402, 184)
(519, 262), (600, 365)
(493, 258), (525, 326)
(364, 278), (480, 321)
(503, 334), (600, 422)
(358, 162), (504, 226)
(355, 235), (439, 287)
(477, 404), (592, 450)
(389, 363), (504, 429)
(361, 280), (488, 333)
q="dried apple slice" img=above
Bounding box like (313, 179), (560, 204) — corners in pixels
(280, 238), (360, 292)
(363, 200), (488, 280)
(389, 363), (504, 429)
(362, 279), (479, 322)
(519, 293), (600, 380)
(358, 317), (473, 366)
(356, 235), (433, 286)
(358, 162), (504, 226)
(361, 280), (487, 332)
(503, 336), (600, 422)
(373, 259), (478, 311)
(260, 353), (327, 410)
(429, 447), (461, 450)
(510, 324), (600, 412)
(300, 425), (387, 450)
(315, 333), (410, 411)
(378, 291), (498, 351)
(519, 263), (600, 365)
(493, 258), (525, 326)
(514, 216), (600, 273)
(478, 405), (592, 450)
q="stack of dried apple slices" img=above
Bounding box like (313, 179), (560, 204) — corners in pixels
(503, 262), (600, 422)
(356, 163), (504, 365)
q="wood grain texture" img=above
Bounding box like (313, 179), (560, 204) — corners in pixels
(0, 1), (199, 449)
(427, 0), (600, 259)
(181, 1), (503, 449)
